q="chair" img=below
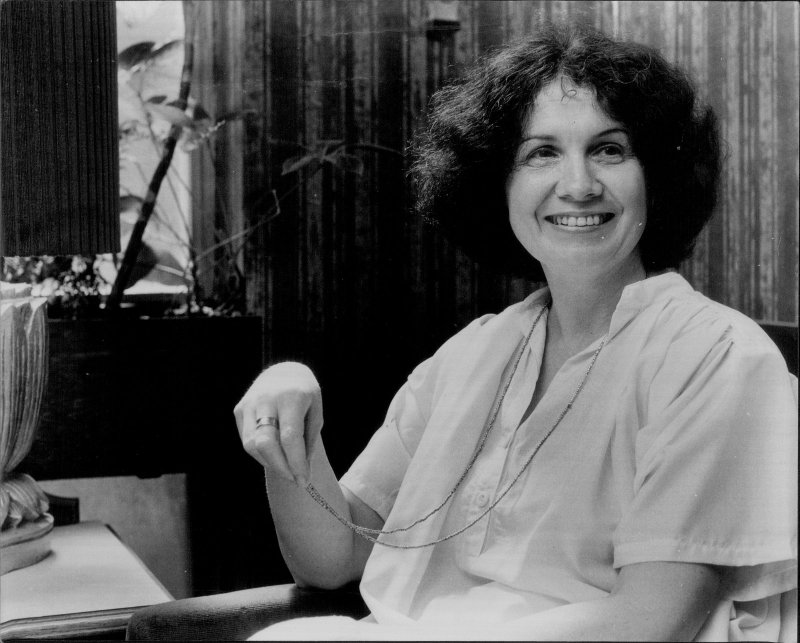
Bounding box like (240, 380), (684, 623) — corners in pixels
(126, 582), (367, 641)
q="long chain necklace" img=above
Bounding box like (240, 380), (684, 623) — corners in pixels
(303, 302), (607, 549)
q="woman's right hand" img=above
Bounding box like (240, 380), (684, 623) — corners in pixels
(233, 362), (324, 487)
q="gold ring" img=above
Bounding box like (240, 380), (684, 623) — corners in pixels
(256, 416), (279, 430)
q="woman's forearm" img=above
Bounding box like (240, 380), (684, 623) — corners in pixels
(395, 561), (718, 641)
(266, 440), (364, 589)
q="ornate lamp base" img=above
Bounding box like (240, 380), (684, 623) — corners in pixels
(1, 513), (54, 575)
(1, 283), (52, 575)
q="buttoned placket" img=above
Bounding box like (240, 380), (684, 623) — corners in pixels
(459, 311), (548, 559)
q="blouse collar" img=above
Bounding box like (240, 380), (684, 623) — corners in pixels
(515, 271), (693, 342)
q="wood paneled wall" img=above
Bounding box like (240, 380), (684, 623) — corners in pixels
(232, 0), (798, 473)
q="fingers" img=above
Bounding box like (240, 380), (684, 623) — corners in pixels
(255, 423), (297, 483)
(305, 391), (324, 458)
(277, 403), (310, 486)
(242, 409), (295, 483)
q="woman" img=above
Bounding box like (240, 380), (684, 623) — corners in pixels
(236, 23), (797, 641)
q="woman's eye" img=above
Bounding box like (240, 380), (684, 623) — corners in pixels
(593, 143), (626, 162)
(524, 147), (558, 164)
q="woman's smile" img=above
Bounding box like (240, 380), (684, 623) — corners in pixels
(544, 212), (616, 229)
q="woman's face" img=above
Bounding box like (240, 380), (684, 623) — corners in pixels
(506, 78), (647, 282)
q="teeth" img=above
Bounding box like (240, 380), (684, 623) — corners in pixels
(553, 214), (607, 227)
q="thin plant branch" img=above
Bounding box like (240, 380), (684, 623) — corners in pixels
(141, 102), (194, 241)
(129, 162), (193, 251)
(193, 183), (295, 269)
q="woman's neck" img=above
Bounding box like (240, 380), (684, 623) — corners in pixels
(543, 260), (646, 352)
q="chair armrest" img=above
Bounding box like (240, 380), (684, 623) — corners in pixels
(126, 582), (368, 641)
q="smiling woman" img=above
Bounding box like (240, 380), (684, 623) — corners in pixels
(234, 22), (795, 642)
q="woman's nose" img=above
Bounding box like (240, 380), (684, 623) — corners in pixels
(555, 157), (602, 201)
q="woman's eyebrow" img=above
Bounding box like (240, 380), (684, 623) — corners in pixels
(519, 127), (630, 143)
(519, 134), (557, 143)
(593, 127), (630, 139)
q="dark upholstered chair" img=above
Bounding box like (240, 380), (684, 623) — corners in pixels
(761, 321), (799, 376)
(126, 323), (797, 641)
(126, 582), (368, 641)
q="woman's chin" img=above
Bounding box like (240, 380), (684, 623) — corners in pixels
(537, 245), (644, 283)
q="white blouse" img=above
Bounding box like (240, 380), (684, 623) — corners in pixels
(254, 273), (798, 641)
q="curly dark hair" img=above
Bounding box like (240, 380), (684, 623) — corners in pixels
(409, 22), (722, 280)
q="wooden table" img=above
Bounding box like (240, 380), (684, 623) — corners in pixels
(1, 521), (173, 640)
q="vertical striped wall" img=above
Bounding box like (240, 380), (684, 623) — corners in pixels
(233, 0), (798, 468)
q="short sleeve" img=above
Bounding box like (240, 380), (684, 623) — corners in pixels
(339, 315), (497, 521)
(613, 324), (798, 601)
(338, 369), (427, 521)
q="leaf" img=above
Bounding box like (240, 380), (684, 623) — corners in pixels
(118, 41), (156, 70)
(166, 100), (209, 131)
(145, 102), (192, 127)
(149, 39), (184, 62)
(281, 154), (319, 176)
(119, 119), (144, 136)
(127, 67), (146, 95)
(119, 194), (144, 211)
